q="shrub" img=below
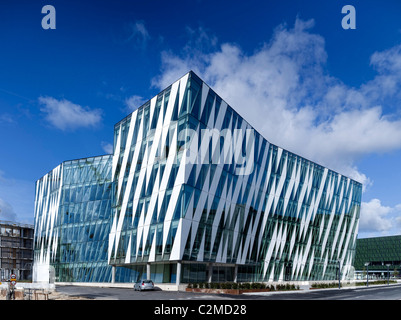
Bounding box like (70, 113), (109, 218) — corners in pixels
(311, 282), (341, 289)
(188, 281), (288, 291)
(210, 282), (218, 289)
(284, 283), (297, 291)
(241, 282), (251, 290)
(251, 282), (259, 289)
(274, 283), (298, 291)
(356, 280), (397, 286)
(220, 283), (228, 289)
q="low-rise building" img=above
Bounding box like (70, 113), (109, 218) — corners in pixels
(0, 220), (34, 281)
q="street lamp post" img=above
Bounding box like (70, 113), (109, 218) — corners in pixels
(337, 260), (341, 289)
(386, 264), (391, 285)
(364, 262), (369, 287)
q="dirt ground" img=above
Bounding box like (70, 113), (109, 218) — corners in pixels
(0, 289), (92, 300)
(46, 290), (92, 300)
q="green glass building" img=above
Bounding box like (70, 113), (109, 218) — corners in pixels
(354, 235), (401, 279)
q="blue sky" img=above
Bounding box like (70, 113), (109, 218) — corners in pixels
(1, 0), (401, 239)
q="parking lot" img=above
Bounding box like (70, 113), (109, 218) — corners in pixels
(54, 285), (240, 300)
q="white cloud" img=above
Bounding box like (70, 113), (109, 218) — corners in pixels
(39, 96), (102, 131)
(152, 18), (401, 188)
(101, 141), (113, 154)
(359, 199), (401, 236)
(125, 95), (146, 112)
(126, 21), (150, 49)
(0, 198), (18, 221)
(0, 113), (15, 124)
(0, 172), (35, 224)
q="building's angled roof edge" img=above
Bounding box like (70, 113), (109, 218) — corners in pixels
(62, 153), (113, 164)
(357, 234), (401, 240)
(114, 70), (194, 129)
(114, 70), (363, 186)
(35, 153), (113, 182)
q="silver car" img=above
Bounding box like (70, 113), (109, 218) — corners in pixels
(134, 279), (154, 291)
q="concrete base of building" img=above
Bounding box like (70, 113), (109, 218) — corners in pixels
(52, 280), (375, 292)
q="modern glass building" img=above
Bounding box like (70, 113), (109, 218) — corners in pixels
(33, 71), (362, 284)
(33, 155), (134, 282)
(354, 235), (401, 279)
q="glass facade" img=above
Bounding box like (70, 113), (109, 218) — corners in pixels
(109, 71), (362, 282)
(55, 156), (112, 282)
(34, 71), (362, 284)
(33, 155), (133, 282)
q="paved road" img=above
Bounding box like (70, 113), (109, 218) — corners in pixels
(55, 283), (401, 300)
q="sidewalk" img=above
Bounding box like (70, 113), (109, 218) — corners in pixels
(242, 281), (401, 296)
